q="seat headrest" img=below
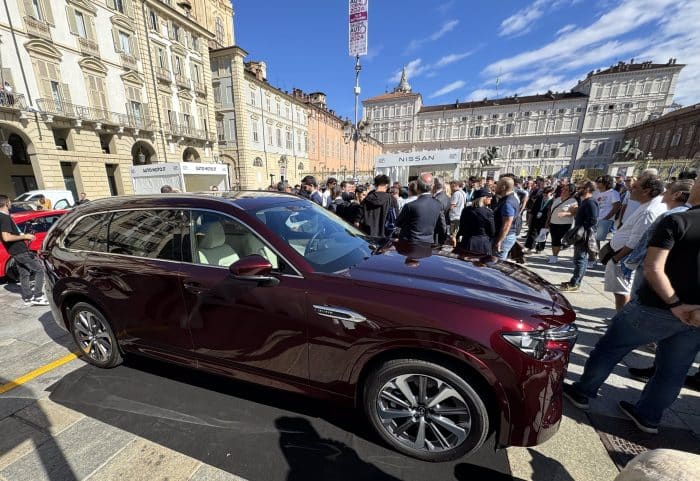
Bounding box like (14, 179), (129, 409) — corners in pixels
(198, 222), (226, 249)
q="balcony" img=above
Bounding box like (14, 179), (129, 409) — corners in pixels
(78, 37), (99, 57)
(24, 16), (51, 40)
(37, 98), (77, 119)
(120, 53), (138, 71)
(156, 67), (171, 83)
(37, 98), (153, 132)
(0, 93), (28, 112)
(175, 74), (190, 89)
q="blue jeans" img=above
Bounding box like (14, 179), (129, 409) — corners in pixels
(496, 233), (517, 261)
(573, 301), (700, 424)
(569, 244), (589, 286)
(595, 219), (614, 242)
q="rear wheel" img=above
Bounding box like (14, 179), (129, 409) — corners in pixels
(364, 359), (489, 462)
(69, 302), (122, 368)
(4, 258), (19, 283)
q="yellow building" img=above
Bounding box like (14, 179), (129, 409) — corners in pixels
(187, 0), (234, 48)
(0, 0), (219, 199)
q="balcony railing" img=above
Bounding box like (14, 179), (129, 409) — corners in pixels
(78, 37), (99, 57)
(120, 53), (138, 70)
(37, 98), (153, 131)
(156, 67), (171, 82)
(24, 16), (51, 40)
(175, 74), (190, 89)
(0, 93), (27, 111)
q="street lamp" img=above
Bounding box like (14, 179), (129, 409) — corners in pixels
(343, 117), (371, 181)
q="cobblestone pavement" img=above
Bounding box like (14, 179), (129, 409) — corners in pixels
(0, 246), (697, 481)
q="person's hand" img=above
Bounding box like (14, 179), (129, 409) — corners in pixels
(24, 233), (35, 242)
(671, 304), (700, 325)
(495, 241), (502, 253)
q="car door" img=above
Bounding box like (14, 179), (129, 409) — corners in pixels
(181, 209), (309, 385)
(82, 209), (194, 362)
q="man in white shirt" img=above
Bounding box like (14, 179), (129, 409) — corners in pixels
(448, 180), (466, 244)
(594, 175), (622, 243)
(604, 175), (667, 311)
(321, 177), (337, 208)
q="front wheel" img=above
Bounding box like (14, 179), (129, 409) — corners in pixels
(69, 302), (122, 368)
(363, 359), (489, 462)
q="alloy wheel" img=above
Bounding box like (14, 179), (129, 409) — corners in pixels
(376, 374), (471, 453)
(73, 310), (113, 363)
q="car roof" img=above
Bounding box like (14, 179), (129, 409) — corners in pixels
(11, 209), (69, 223)
(66, 191), (304, 214)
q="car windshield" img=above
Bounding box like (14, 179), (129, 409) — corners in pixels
(251, 199), (373, 273)
(14, 193), (31, 201)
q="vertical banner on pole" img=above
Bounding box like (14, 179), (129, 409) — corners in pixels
(349, 0), (368, 57)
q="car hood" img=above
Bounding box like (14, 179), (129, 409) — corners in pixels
(344, 241), (573, 327)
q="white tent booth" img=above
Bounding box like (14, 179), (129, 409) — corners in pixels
(131, 162), (229, 194)
(374, 149), (462, 185)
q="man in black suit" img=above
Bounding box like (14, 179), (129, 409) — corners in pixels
(395, 173), (441, 243)
(432, 177), (451, 244)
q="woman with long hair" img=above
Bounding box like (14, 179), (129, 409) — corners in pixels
(456, 188), (495, 255)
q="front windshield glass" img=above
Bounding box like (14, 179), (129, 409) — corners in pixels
(251, 199), (373, 273)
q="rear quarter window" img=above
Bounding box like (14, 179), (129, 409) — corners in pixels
(63, 213), (109, 252)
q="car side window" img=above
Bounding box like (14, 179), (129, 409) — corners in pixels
(107, 210), (185, 261)
(63, 214), (108, 251)
(190, 210), (282, 271)
(20, 215), (63, 234)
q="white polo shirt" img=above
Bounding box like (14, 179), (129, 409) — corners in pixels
(610, 196), (667, 251)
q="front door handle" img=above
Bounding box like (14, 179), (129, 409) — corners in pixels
(183, 281), (207, 294)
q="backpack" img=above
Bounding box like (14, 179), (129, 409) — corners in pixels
(384, 205), (397, 237)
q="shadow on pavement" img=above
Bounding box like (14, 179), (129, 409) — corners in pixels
(47, 355), (511, 481)
(0, 378), (78, 481)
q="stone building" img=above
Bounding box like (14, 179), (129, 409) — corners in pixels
(185, 0), (234, 48)
(0, 0), (219, 199)
(294, 90), (382, 184)
(609, 103), (700, 178)
(363, 59), (684, 178)
(211, 47), (310, 189)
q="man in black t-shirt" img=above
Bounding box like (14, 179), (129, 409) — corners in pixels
(563, 181), (700, 434)
(0, 194), (48, 306)
(560, 180), (598, 292)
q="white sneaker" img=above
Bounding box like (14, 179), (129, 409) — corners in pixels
(547, 256), (559, 264)
(31, 296), (49, 306)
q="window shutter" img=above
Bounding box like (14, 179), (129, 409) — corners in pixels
(123, 0), (132, 17)
(129, 36), (139, 59)
(106, 0), (116, 10)
(112, 28), (121, 52)
(1, 68), (14, 89)
(19, 0), (32, 18)
(61, 83), (72, 105)
(86, 16), (96, 41)
(66, 6), (77, 34)
(40, 0), (54, 23)
(168, 21), (175, 40)
(98, 78), (108, 110)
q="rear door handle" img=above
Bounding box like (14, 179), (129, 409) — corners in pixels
(183, 281), (207, 294)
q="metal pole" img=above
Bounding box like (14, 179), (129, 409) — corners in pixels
(353, 54), (361, 181)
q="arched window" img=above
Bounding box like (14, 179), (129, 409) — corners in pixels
(253, 157), (263, 167)
(297, 162), (304, 171)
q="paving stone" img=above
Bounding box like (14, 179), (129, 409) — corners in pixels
(86, 438), (200, 481)
(0, 397), (36, 421)
(0, 416), (48, 470)
(0, 416), (134, 481)
(189, 463), (248, 481)
(14, 399), (84, 435)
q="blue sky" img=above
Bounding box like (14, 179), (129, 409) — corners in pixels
(233, 0), (699, 119)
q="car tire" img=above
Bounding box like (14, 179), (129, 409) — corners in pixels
(363, 358), (489, 462)
(4, 258), (19, 283)
(69, 302), (122, 369)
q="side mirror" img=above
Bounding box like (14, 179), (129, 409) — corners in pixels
(229, 255), (279, 286)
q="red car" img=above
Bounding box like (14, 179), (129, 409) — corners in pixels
(41, 193), (577, 462)
(0, 209), (67, 281)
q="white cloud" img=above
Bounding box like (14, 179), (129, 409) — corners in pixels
(436, 1), (454, 14)
(468, 88), (500, 101)
(434, 51), (475, 68)
(485, 0), (677, 76)
(430, 80), (467, 98)
(389, 59), (425, 84)
(500, 0), (549, 37)
(404, 20), (459, 54)
(556, 24), (576, 36)
(558, 38), (649, 70)
(365, 44), (384, 61)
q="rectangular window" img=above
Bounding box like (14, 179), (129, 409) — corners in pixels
(249, 90), (255, 106)
(106, 164), (119, 196)
(148, 9), (157, 30)
(490, 125), (497, 136)
(252, 121), (258, 142)
(652, 132), (661, 149)
(286, 131), (292, 149)
(597, 142), (605, 155)
(75, 10), (87, 37)
(118, 31), (130, 54)
(662, 130), (671, 148)
(276, 128), (282, 146)
(671, 128), (682, 147)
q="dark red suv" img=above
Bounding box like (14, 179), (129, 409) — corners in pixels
(42, 192), (577, 462)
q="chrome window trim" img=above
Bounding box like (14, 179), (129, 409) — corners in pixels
(58, 206), (304, 278)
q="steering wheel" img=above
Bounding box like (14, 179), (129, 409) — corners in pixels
(304, 228), (325, 257)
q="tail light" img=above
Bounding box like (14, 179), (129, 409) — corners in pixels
(502, 323), (578, 361)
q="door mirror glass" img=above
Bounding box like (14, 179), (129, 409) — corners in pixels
(229, 255), (273, 278)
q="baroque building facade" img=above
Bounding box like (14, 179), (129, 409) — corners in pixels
(211, 47), (311, 189)
(363, 60), (684, 178)
(0, 0), (219, 199)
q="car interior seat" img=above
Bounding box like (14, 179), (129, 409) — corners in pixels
(197, 222), (240, 267)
